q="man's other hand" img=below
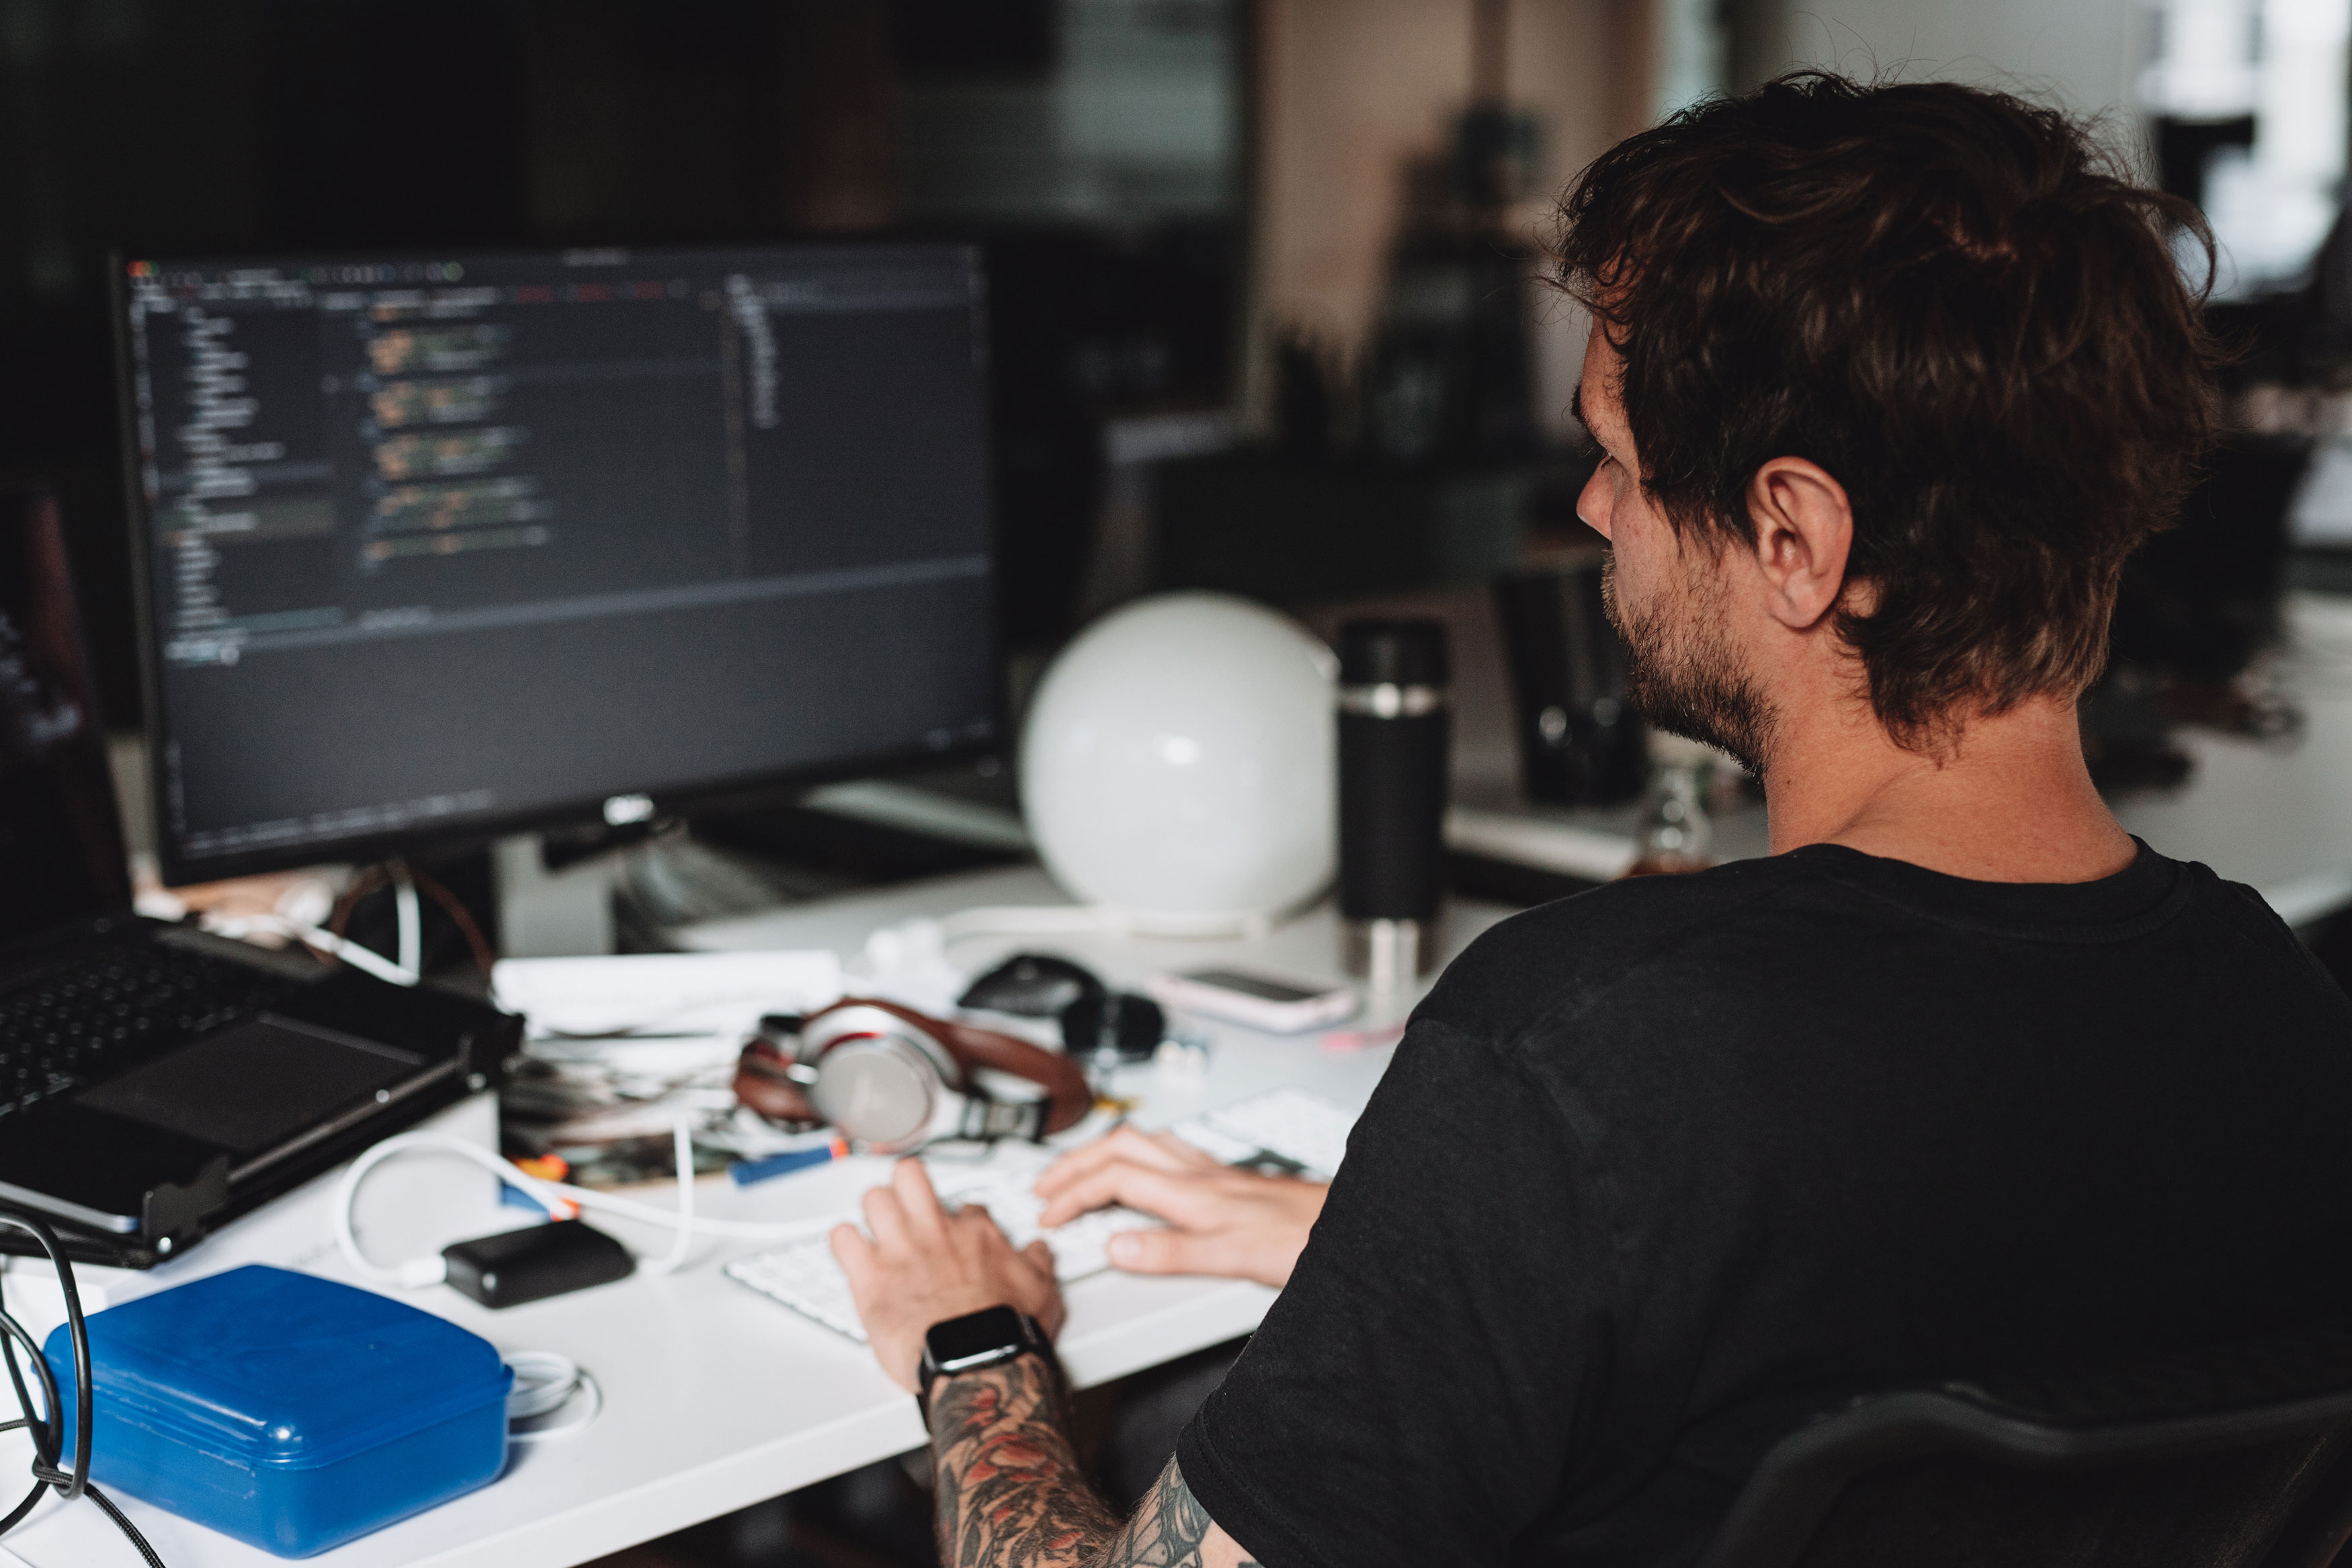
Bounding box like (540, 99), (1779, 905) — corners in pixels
(1034, 1125), (1328, 1289)
(831, 1158), (1066, 1393)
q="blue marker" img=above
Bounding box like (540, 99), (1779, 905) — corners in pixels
(730, 1137), (849, 1187)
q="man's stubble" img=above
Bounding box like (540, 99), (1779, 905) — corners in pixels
(1601, 548), (1777, 777)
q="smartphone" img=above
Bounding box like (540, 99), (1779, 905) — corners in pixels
(1145, 967), (1357, 1034)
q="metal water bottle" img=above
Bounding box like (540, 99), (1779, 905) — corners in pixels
(1337, 619), (1450, 990)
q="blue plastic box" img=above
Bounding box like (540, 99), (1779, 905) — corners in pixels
(44, 1264), (512, 1557)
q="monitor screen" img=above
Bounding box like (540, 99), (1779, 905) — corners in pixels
(120, 244), (997, 884)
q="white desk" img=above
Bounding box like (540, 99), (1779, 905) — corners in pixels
(0, 871), (1516, 1568)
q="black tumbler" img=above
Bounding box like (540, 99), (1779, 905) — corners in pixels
(1337, 619), (1450, 988)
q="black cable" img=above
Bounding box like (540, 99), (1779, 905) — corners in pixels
(0, 1327), (32, 1449)
(83, 1483), (165, 1568)
(0, 1210), (89, 1499)
(0, 1204), (166, 1565)
(0, 1303), (63, 1536)
(0, 1301), (69, 1463)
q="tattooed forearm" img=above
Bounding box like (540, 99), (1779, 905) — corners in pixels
(929, 1360), (1254, 1568)
(1096, 1460), (1257, 1567)
(929, 1354), (1120, 1568)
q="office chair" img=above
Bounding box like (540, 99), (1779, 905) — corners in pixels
(1699, 1315), (2352, 1568)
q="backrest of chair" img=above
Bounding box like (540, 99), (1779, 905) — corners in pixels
(1699, 1316), (2352, 1568)
(1788, 1430), (2345, 1568)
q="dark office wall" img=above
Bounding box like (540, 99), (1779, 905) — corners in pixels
(255, 3), (530, 249)
(0, 0), (1240, 726)
(0, 0), (265, 724)
(0, 0), (779, 724)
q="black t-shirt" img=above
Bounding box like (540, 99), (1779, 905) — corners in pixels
(1177, 842), (2352, 1568)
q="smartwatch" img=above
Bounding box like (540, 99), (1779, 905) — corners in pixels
(917, 1305), (1054, 1420)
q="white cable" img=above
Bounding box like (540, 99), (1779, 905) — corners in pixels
(332, 1121), (843, 1289)
(640, 1119), (695, 1276)
(504, 1351), (581, 1418)
(202, 912), (419, 986)
(503, 1350), (601, 1443)
(392, 865), (421, 977)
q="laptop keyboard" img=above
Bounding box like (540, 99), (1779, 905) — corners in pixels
(0, 941), (298, 1115)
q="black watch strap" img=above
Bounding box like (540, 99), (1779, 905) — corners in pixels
(917, 1305), (1053, 1422)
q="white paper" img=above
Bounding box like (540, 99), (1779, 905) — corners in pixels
(492, 949), (843, 1039)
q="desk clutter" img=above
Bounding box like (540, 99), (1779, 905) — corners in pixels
(491, 945), (1354, 1182)
(487, 945), (1366, 1348)
(336, 941), (1368, 1331)
(493, 949), (850, 1184)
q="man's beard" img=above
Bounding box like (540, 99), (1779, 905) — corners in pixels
(1601, 551), (1776, 777)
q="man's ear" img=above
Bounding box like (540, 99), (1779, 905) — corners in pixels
(1744, 457), (1854, 631)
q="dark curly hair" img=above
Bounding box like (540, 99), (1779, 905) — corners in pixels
(1551, 71), (2224, 747)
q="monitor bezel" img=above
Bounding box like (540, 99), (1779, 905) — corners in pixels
(112, 241), (1006, 890)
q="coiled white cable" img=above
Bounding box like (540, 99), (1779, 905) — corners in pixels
(503, 1350), (601, 1443)
(332, 1119), (843, 1289)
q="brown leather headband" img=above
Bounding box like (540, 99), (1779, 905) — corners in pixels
(732, 997), (1092, 1137)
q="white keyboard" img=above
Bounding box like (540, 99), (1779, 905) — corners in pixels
(1176, 1088), (1357, 1178)
(727, 1239), (873, 1341)
(726, 1159), (1159, 1343)
(726, 1090), (1361, 1342)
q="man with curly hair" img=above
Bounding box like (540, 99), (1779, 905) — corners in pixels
(824, 73), (2352, 1568)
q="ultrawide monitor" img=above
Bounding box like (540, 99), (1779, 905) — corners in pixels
(117, 243), (997, 885)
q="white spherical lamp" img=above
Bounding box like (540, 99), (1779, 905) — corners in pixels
(1021, 593), (1337, 933)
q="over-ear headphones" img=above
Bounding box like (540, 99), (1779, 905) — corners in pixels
(733, 998), (1093, 1155)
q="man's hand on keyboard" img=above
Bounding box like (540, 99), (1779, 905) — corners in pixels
(1034, 1126), (1329, 1289)
(831, 1158), (1066, 1392)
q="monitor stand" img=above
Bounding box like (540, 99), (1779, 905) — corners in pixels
(493, 835), (617, 957)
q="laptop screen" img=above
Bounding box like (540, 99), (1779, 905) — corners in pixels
(0, 491), (132, 946)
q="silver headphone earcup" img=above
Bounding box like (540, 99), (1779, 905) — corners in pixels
(810, 1037), (953, 1153)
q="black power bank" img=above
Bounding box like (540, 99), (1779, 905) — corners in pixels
(442, 1220), (634, 1308)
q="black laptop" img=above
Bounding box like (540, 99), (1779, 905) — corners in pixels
(0, 488), (515, 1266)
